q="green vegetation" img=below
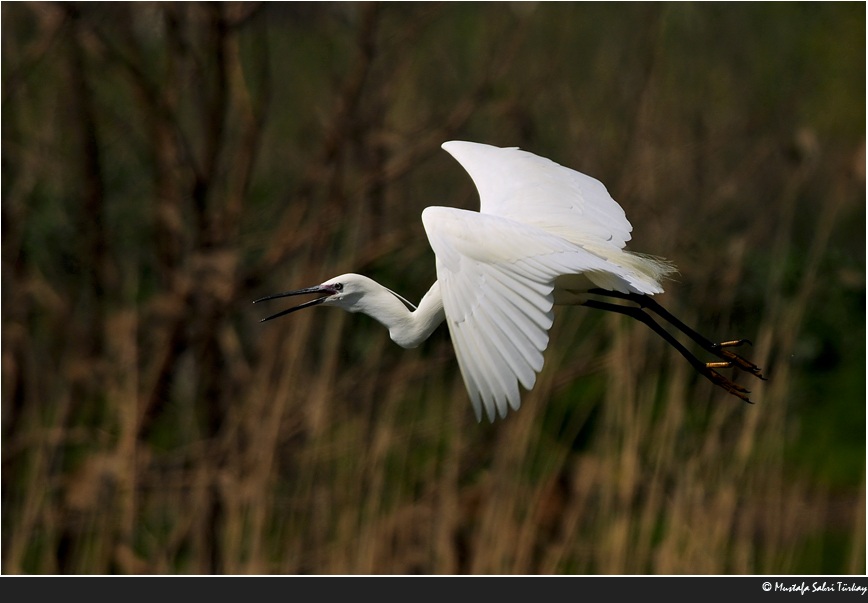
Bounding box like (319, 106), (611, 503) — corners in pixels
(2, 3), (864, 574)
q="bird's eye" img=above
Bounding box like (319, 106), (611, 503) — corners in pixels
(333, 283), (343, 291)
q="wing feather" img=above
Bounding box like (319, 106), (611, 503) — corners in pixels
(422, 206), (642, 421)
(424, 142), (672, 420)
(441, 141), (633, 251)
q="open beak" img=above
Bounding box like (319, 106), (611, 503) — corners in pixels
(253, 285), (336, 323)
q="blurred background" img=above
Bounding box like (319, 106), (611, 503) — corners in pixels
(2, 2), (864, 574)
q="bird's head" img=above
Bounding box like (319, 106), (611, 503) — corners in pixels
(254, 273), (385, 322)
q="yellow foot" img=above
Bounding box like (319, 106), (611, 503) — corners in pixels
(710, 340), (766, 380)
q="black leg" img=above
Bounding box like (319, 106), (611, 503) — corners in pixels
(582, 299), (753, 402)
(587, 289), (766, 380)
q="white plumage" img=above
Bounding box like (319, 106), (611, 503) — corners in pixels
(256, 141), (762, 421)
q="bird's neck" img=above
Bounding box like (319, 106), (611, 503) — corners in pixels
(359, 281), (444, 349)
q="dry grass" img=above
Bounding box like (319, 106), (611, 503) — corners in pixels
(2, 3), (864, 574)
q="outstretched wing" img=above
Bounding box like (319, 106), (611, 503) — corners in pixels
(441, 140), (633, 252)
(421, 206), (642, 422)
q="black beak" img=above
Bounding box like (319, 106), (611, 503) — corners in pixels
(253, 285), (334, 323)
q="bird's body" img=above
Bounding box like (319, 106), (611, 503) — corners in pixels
(256, 142), (763, 421)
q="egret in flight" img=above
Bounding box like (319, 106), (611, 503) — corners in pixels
(255, 141), (764, 422)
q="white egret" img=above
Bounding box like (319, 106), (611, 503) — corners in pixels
(255, 141), (764, 422)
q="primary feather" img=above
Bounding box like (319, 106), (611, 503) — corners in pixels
(420, 142), (675, 420)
